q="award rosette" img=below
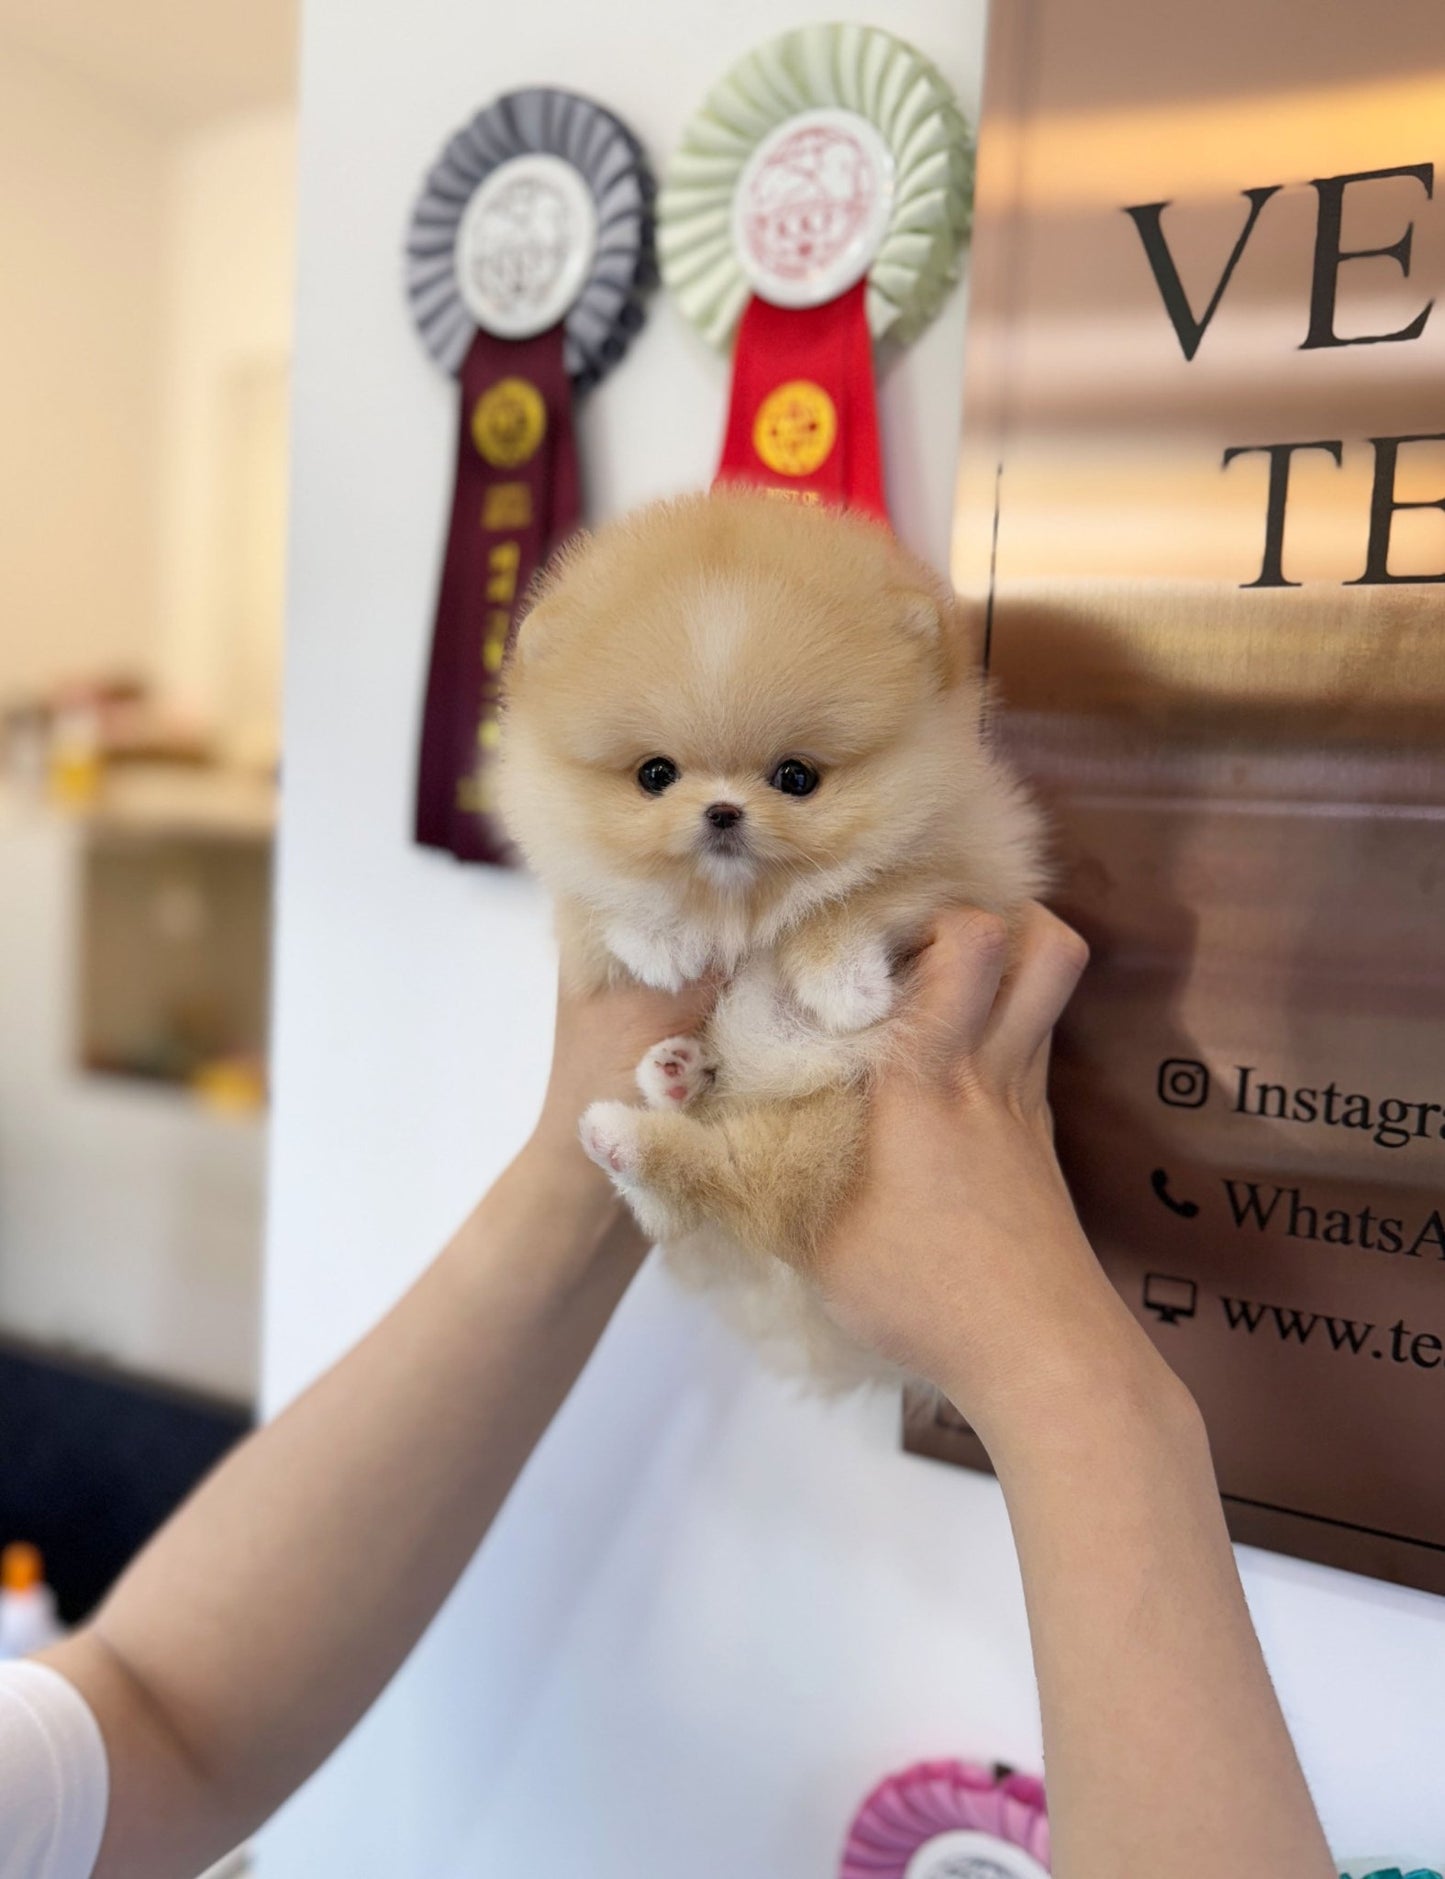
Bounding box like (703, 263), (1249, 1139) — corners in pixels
(658, 25), (972, 521)
(1338, 1864), (1445, 1878)
(840, 1760), (1050, 1878)
(406, 89), (654, 863)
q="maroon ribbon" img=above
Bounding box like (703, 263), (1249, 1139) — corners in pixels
(415, 323), (580, 862)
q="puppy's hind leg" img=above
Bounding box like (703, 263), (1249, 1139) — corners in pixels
(581, 1086), (865, 1270)
(579, 1100), (732, 1244)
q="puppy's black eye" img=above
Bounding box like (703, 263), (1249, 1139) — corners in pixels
(769, 758), (819, 797)
(637, 756), (680, 795)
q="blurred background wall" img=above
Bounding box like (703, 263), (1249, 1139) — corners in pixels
(0, 37), (168, 701)
(158, 109), (295, 752)
(0, 1), (296, 1612)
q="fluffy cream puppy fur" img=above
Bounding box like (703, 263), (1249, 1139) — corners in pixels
(498, 490), (1046, 1387)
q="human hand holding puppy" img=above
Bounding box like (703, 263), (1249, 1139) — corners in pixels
(804, 900), (1168, 1447)
(537, 897), (1162, 1446)
(556, 896), (1174, 1448)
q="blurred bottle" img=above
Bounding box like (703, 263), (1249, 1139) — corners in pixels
(48, 692), (103, 810)
(0, 1543), (64, 1658)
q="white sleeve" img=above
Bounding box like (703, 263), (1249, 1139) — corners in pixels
(0, 1663), (108, 1879)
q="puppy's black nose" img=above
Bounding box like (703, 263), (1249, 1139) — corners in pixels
(704, 801), (744, 830)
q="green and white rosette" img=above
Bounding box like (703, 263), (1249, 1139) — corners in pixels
(657, 22), (973, 355)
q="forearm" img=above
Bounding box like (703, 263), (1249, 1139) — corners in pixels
(45, 1149), (639, 1879)
(981, 1344), (1333, 1879)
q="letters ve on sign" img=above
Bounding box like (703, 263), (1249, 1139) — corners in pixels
(1125, 164), (1443, 586)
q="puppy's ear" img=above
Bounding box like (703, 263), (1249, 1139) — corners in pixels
(508, 594), (554, 669)
(509, 529), (593, 667)
(891, 581), (977, 687)
(894, 588), (945, 640)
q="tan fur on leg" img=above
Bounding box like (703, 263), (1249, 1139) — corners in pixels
(623, 1085), (865, 1272)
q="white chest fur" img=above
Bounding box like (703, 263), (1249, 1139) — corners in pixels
(707, 957), (883, 1102)
(603, 910), (756, 992)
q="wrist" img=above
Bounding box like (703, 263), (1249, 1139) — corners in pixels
(953, 1307), (1205, 1485)
(465, 1132), (643, 1273)
(511, 1126), (613, 1210)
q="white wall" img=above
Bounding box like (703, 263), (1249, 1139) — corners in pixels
(0, 37), (168, 701)
(262, 2), (1445, 1873)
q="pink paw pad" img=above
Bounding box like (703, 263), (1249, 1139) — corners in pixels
(636, 1035), (715, 1111)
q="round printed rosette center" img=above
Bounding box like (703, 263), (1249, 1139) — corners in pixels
(406, 87), (654, 389)
(455, 152), (599, 340)
(659, 24), (973, 349)
(732, 107), (895, 308)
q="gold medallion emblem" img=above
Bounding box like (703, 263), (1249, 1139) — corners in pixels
(752, 379), (837, 477)
(471, 377), (547, 468)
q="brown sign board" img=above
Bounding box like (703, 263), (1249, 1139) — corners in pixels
(906, 0), (1445, 1595)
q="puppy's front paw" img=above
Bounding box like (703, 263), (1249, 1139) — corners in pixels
(636, 1035), (716, 1110)
(793, 939), (895, 1035)
(579, 1101), (643, 1184)
(603, 923), (688, 992)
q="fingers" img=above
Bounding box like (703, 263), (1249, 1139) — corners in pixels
(907, 907), (1012, 1063)
(981, 904), (1088, 1080)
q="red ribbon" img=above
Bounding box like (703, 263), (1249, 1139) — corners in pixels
(415, 323), (580, 863)
(713, 279), (887, 522)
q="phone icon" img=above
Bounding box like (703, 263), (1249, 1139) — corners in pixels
(1150, 1167), (1200, 1219)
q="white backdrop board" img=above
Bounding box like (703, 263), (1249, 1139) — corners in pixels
(262, 0), (1445, 1870)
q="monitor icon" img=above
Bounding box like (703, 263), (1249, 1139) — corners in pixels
(1144, 1273), (1199, 1325)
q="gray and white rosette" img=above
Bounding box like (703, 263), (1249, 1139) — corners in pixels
(406, 88), (655, 389)
(658, 24), (972, 352)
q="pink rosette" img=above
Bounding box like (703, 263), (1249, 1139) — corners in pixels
(840, 1759), (1050, 1878)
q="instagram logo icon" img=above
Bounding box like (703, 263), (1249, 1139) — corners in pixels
(1157, 1058), (1210, 1109)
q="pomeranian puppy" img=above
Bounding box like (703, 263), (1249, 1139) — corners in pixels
(497, 489), (1046, 1387)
